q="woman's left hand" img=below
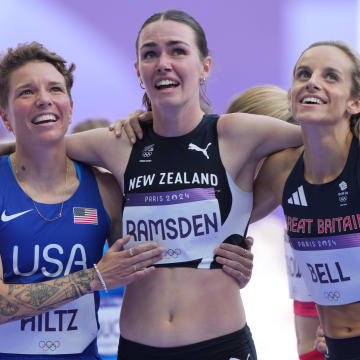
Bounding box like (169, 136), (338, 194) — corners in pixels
(109, 110), (152, 142)
(214, 236), (254, 288)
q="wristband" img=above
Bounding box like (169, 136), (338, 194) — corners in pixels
(93, 264), (108, 293)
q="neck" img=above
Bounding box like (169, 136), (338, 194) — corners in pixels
(12, 140), (69, 189)
(152, 103), (205, 137)
(302, 122), (353, 184)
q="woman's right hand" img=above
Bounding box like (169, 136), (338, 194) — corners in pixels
(94, 235), (164, 289)
(109, 110), (153, 143)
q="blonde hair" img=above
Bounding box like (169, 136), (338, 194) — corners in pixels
(226, 85), (297, 124)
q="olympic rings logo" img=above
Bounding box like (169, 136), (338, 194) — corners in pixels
(323, 291), (341, 302)
(164, 248), (182, 258)
(39, 340), (61, 351)
(142, 145), (154, 158)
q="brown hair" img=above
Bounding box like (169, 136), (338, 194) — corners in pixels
(295, 40), (360, 137)
(136, 9), (211, 113)
(226, 85), (297, 124)
(0, 41), (75, 109)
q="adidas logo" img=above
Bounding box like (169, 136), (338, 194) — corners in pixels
(287, 185), (308, 206)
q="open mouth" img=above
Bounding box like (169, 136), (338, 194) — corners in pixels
(154, 79), (180, 90)
(31, 114), (58, 125)
(300, 96), (327, 105)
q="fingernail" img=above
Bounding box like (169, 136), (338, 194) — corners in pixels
(139, 114), (145, 119)
(137, 132), (143, 139)
(131, 137), (135, 144)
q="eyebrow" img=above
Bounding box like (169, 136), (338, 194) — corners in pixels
(294, 65), (310, 73)
(15, 81), (65, 91)
(140, 40), (190, 50)
(323, 67), (342, 75)
(295, 65), (342, 74)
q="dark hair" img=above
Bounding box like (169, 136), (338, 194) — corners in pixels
(294, 40), (360, 137)
(136, 9), (211, 113)
(0, 41), (75, 109)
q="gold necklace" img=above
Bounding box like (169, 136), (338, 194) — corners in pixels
(13, 155), (69, 222)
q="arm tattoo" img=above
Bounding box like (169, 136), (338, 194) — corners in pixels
(0, 295), (19, 316)
(1, 268), (96, 322)
(11, 283), (59, 308)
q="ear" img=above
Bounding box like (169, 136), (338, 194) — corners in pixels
(287, 88), (293, 113)
(347, 96), (360, 115)
(68, 101), (74, 125)
(0, 108), (13, 133)
(134, 61), (141, 83)
(201, 56), (212, 80)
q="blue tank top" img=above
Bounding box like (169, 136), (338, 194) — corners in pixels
(0, 157), (110, 359)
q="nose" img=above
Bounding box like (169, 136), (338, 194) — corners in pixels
(35, 90), (52, 108)
(306, 74), (321, 91)
(156, 53), (172, 73)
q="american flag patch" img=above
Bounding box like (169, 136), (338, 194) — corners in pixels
(73, 207), (98, 225)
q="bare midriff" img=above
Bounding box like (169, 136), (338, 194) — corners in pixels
(120, 267), (246, 347)
(318, 302), (360, 338)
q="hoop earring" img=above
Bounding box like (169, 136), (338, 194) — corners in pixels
(140, 81), (145, 89)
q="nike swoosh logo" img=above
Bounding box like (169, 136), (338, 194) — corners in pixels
(1, 209), (33, 222)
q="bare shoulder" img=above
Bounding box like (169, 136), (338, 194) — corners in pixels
(66, 128), (132, 177)
(92, 167), (123, 243)
(217, 113), (258, 135)
(218, 112), (286, 132)
(251, 147), (302, 222)
(92, 167), (123, 199)
(257, 146), (303, 195)
(266, 146), (302, 174)
(91, 128), (133, 160)
(216, 113), (266, 153)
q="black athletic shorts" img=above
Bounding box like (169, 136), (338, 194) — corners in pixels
(117, 324), (257, 360)
(324, 334), (360, 360)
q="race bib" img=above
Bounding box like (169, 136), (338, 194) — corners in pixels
(97, 295), (122, 355)
(284, 232), (313, 301)
(0, 294), (98, 355)
(123, 188), (221, 268)
(290, 233), (360, 305)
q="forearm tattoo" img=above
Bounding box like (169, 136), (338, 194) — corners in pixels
(0, 295), (19, 316)
(0, 268), (96, 322)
